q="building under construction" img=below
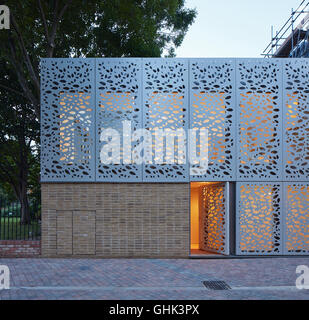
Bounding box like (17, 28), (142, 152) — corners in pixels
(263, 0), (309, 58)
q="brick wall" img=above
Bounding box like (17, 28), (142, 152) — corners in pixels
(41, 183), (190, 258)
(0, 240), (41, 257)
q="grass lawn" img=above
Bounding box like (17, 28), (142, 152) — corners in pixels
(0, 217), (41, 240)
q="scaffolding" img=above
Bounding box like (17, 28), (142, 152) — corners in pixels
(262, 0), (309, 58)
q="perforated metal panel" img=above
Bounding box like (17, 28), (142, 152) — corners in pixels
(283, 59), (309, 181)
(283, 182), (309, 255)
(236, 59), (282, 181)
(236, 182), (283, 255)
(40, 58), (309, 184)
(199, 182), (229, 255)
(96, 58), (142, 181)
(41, 58), (95, 181)
(190, 59), (236, 181)
(142, 58), (189, 182)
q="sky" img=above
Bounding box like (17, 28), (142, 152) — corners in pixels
(176, 0), (304, 58)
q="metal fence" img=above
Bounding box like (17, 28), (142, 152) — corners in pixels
(0, 197), (41, 240)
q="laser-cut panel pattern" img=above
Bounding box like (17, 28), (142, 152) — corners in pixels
(199, 183), (228, 254)
(236, 59), (282, 181)
(236, 182), (282, 255)
(143, 59), (189, 181)
(284, 183), (309, 255)
(190, 59), (236, 181)
(41, 58), (95, 181)
(283, 59), (309, 180)
(96, 59), (142, 181)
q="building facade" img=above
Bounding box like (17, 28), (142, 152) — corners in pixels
(41, 58), (309, 257)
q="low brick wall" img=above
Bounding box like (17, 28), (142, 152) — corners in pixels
(0, 240), (41, 257)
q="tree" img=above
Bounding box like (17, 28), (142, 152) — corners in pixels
(0, 0), (196, 118)
(0, 62), (39, 224)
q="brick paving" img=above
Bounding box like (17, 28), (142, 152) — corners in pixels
(0, 258), (309, 300)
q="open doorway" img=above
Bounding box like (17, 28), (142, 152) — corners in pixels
(190, 182), (229, 256)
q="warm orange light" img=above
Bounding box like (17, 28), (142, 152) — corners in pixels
(190, 184), (199, 250)
(59, 92), (92, 162)
(191, 182), (225, 253)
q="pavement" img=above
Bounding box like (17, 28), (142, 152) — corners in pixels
(0, 257), (309, 300)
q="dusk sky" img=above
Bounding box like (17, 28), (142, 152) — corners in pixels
(176, 0), (304, 57)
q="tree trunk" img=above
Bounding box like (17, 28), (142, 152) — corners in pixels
(18, 163), (31, 225)
(20, 182), (30, 225)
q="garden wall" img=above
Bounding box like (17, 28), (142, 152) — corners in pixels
(0, 240), (41, 257)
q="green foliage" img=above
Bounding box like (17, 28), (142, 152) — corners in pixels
(0, 61), (39, 202)
(0, 185), (16, 202)
(1, 0), (196, 57)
